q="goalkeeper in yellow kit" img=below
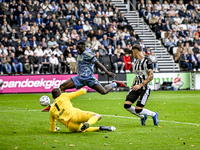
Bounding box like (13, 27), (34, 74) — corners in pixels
(50, 88), (116, 132)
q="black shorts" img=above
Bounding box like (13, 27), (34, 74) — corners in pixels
(126, 88), (151, 107)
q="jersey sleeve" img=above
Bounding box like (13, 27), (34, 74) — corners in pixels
(84, 51), (97, 63)
(146, 57), (153, 70)
(65, 89), (87, 99)
(50, 111), (56, 132)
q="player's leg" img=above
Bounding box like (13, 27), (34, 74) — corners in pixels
(135, 89), (158, 126)
(90, 76), (126, 95)
(59, 78), (76, 92)
(124, 89), (145, 120)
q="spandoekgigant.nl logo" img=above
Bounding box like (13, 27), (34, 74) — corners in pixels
(0, 78), (66, 90)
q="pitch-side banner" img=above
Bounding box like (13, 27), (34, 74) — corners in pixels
(0, 74), (98, 93)
(126, 72), (190, 90)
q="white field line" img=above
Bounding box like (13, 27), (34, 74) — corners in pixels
(1, 95), (200, 102)
(0, 109), (199, 126)
(102, 115), (200, 126)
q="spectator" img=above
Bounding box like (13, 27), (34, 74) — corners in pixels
(30, 36), (39, 49)
(39, 38), (48, 50)
(101, 35), (110, 49)
(98, 45), (108, 56)
(177, 0), (186, 10)
(179, 8), (187, 18)
(1, 21), (12, 33)
(156, 19), (164, 39)
(170, 0), (178, 10)
(62, 29), (70, 42)
(184, 42), (192, 54)
(184, 36), (193, 46)
(93, 14), (102, 26)
(177, 36), (184, 46)
(10, 53), (23, 75)
(193, 36), (200, 45)
(15, 46), (24, 58)
(20, 54), (31, 74)
(167, 36), (177, 54)
(193, 43), (200, 54)
(162, 0), (170, 10)
(1, 53), (12, 75)
(123, 52), (132, 73)
(87, 30), (96, 40)
(0, 45), (8, 56)
(9, 29), (19, 42)
(139, 39), (146, 51)
(188, 50), (200, 71)
(187, 0), (195, 10)
(71, 30), (79, 40)
(113, 52), (125, 73)
(79, 29), (87, 41)
(30, 52), (42, 74)
(83, 20), (93, 33)
(48, 37), (59, 49)
(58, 54), (68, 74)
(96, 29), (103, 41)
(66, 53), (77, 74)
(149, 14), (158, 31)
(114, 44), (125, 55)
(74, 21), (83, 32)
(21, 37), (31, 50)
(179, 49), (192, 70)
(41, 53), (51, 74)
(168, 6), (176, 17)
(149, 51), (159, 72)
(179, 27), (188, 39)
(173, 14), (183, 24)
(154, 1), (162, 11)
(24, 46), (33, 57)
(91, 36), (101, 53)
(34, 46), (44, 57)
(117, 35), (127, 49)
(53, 47), (63, 57)
(44, 46), (52, 57)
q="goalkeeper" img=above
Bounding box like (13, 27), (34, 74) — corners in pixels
(50, 88), (116, 132)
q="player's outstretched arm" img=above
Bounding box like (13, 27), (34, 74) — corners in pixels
(132, 69), (154, 91)
(94, 60), (116, 78)
(67, 89), (87, 99)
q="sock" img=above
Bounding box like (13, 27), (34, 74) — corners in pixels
(87, 116), (99, 126)
(85, 127), (99, 132)
(139, 108), (156, 117)
(126, 106), (144, 119)
(110, 82), (117, 88)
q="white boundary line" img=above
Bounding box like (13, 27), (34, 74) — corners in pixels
(0, 109), (199, 126)
(102, 115), (200, 126)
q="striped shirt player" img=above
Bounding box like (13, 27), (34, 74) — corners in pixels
(124, 44), (159, 126)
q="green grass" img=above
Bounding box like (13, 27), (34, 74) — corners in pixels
(0, 90), (200, 150)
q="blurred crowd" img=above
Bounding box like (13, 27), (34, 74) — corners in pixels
(0, 0), (157, 75)
(138, 0), (200, 71)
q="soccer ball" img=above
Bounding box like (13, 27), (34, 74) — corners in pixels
(39, 96), (50, 106)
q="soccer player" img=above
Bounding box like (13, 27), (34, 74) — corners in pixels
(50, 88), (116, 132)
(42, 41), (125, 111)
(124, 44), (159, 126)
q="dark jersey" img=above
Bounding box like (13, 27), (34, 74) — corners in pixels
(133, 56), (153, 90)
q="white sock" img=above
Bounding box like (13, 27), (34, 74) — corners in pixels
(126, 106), (144, 119)
(139, 108), (156, 117)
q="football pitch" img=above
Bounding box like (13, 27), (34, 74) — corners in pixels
(0, 90), (200, 150)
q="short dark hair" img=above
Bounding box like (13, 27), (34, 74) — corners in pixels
(52, 88), (61, 99)
(132, 44), (142, 51)
(76, 41), (86, 51)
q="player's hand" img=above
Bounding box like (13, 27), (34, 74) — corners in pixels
(132, 85), (142, 91)
(107, 72), (116, 78)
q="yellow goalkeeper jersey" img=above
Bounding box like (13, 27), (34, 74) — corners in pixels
(50, 89), (86, 132)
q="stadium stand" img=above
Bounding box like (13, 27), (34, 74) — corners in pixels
(1, 0), (199, 75)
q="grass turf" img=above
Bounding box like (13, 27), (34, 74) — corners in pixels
(0, 90), (200, 150)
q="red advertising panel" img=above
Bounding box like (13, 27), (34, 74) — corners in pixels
(0, 74), (98, 93)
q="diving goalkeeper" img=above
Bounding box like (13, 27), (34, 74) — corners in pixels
(50, 88), (116, 132)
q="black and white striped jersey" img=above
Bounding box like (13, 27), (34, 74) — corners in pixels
(133, 56), (153, 90)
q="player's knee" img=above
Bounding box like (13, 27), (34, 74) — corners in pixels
(124, 104), (131, 109)
(135, 109), (143, 113)
(93, 113), (102, 120)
